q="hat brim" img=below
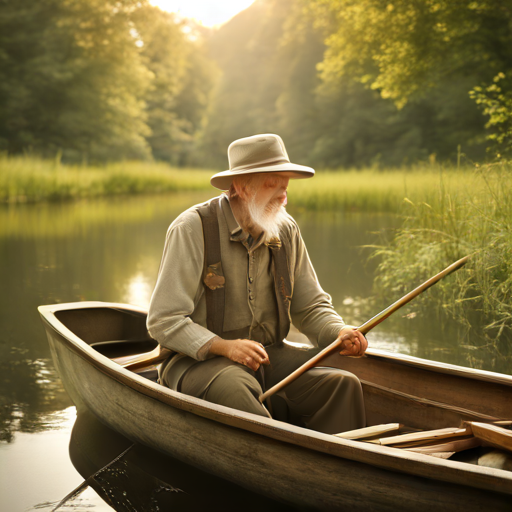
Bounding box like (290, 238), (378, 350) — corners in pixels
(210, 162), (315, 190)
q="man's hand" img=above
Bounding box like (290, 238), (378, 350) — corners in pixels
(209, 337), (270, 371)
(336, 326), (368, 357)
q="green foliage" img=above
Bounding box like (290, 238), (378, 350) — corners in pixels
(198, 0), (489, 169)
(134, 6), (217, 165)
(299, 0), (511, 162)
(0, 0), (153, 161)
(0, 1), (217, 164)
(1, 0), (510, 168)
(470, 73), (512, 159)
(371, 163), (512, 350)
(306, 0), (512, 106)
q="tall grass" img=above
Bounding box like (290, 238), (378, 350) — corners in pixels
(288, 165), (485, 213)
(0, 155), (489, 211)
(370, 162), (512, 355)
(0, 155), (212, 203)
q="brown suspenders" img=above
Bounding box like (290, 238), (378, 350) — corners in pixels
(197, 197), (292, 343)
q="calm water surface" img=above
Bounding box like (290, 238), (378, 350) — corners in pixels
(1, 192), (510, 511)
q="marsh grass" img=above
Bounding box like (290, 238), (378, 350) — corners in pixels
(0, 155), (212, 203)
(370, 162), (512, 355)
(288, 165), (483, 213)
(0, 155), (486, 212)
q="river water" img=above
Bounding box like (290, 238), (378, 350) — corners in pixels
(1, 192), (510, 511)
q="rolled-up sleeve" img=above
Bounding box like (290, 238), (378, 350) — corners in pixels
(147, 212), (215, 360)
(290, 225), (345, 348)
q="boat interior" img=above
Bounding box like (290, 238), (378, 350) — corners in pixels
(53, 305), (512, 470)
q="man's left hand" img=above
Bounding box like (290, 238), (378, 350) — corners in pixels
(336, 326), (368, 357)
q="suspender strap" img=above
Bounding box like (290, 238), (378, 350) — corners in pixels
(269, 242), (292, 343)
(197, 198), (225, 337)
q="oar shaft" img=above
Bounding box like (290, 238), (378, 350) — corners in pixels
(259, 341), (343, 403)
(358, 255), (469, 335)
(259, 255), (469, 403)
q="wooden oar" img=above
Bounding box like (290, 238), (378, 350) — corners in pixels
(259, 255), (469, 404)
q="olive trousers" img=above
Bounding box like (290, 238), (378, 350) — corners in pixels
(161, 344), (366, 435)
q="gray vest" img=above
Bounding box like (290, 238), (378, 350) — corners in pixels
(197, 197), (292, 344)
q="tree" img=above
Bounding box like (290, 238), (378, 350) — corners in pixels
(470, 73), (512, 159)
(134, 6), (217, 165)
(0, 0), (152, 161)
(305, 0), (512, 159)
(306, 0), (512, 105)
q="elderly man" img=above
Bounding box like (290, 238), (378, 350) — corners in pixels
(147, 134), (367, 434)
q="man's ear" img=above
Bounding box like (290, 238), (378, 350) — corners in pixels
(233, 179), (249, 200)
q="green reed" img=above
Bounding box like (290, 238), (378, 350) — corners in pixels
(1, 155), (484, 212)
(288, 166), (480, 213)
(369, 162), (512, 353)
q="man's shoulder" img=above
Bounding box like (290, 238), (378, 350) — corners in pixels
(280, 211), (301, 240)
(168, 195), (222, 233)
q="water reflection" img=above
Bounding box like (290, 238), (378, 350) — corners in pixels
(0, 407), (85, 512)
(0, 356), (72, 443)
(60, 409), (295, 511)
(0, 192), (214, 444)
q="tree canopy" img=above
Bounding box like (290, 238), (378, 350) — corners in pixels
(305, 0), (512, 156)
(1, 0), (511, 165)
(0, 0), (216, 163)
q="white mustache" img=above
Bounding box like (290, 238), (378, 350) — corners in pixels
(247, 197), (287, 243)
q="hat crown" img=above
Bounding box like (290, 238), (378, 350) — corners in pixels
(228, 134), (290, 171)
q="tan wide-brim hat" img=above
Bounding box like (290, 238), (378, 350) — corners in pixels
(210, 133), (315, 190)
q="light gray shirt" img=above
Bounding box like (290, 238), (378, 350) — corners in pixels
(147, 195), (345, 363)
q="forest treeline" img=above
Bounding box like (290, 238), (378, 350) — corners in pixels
(1, 0), (511, 168)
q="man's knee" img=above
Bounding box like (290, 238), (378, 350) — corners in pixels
(204, 366), (269, 417)
(332, 370), (363, 392)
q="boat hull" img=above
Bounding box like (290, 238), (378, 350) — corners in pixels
(40, 302), (512, 511)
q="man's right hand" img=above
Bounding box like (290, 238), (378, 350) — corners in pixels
(209, 337), (270, 371)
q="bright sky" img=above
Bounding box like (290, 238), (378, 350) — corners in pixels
(150, 0), (255, 27)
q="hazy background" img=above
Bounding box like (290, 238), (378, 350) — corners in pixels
(1, 0), (511, 168)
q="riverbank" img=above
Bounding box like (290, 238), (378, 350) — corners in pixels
(0, 156), (212, 203)
(0, 155), (485, 213)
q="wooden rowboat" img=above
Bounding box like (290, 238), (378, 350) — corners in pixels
(38, 301), (512, 511)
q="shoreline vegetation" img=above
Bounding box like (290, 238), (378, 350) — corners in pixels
(3, 155), (511, 354)
(0, 156), (213, 203)
(369, 161), (512, 355)
(0, 154), (492, 211)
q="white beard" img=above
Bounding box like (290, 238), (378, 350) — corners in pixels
(247, 196), (288, 243)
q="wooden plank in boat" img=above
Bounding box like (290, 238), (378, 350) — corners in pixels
(361, 380), (499, 431)
(334, 423), (402, 440)
(406, 437), (481, 454)
(376, 427), (471, 446)
(469, 422), (512, 453)
(321, 350), (512, 420)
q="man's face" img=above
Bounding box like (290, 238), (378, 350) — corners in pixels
(232, 172), (291, 240)
(252, 173), (290, 211)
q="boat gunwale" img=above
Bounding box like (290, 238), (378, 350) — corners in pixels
(38, 300), (512, 494)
